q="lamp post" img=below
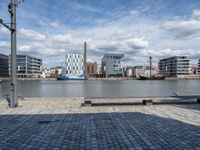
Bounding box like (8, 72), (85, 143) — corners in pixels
(0, 0), (24, 107)
(9, 0), (17, 108)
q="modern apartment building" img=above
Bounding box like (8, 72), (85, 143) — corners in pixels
(158, 56), (191, 77)
(0, 53), (9, 77)
(102, 53), (124, 78)
(63, 53), (84, 78)
(10, 54), (42, 78)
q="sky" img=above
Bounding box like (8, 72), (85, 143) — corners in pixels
(0, 0), (200, 67)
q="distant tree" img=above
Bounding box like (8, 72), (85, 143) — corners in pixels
(55, 70), (58, 77)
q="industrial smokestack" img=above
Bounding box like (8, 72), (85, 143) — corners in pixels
(84, 42), (87, 78)
(149, 56), (152, 77)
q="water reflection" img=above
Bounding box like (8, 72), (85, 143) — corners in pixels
(0, 80), (200, 98)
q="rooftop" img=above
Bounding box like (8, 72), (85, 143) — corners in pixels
(102, 53), (124, 60)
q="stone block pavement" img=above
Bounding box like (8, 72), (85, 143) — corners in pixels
(0, 98), (200, 150)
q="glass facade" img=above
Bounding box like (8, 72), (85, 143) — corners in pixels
(0, 54), (9, 77)
(9, 54), (42, 78)
(158, 56), (191, 77)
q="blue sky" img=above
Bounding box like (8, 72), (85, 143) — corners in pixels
(1, 0), (200, 67)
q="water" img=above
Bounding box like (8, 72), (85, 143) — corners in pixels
(0, 80), (200, 98)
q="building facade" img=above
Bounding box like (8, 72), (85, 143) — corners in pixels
(125, 66), (134, 77)
(10, 54), (42, 78)
(133, 66), (144, 77)
(86, 62), (97, 77)
(0, 54), (9, 77)
(97, 64), (102, 75)
(102, 53), (124, 78)
(158, 56), (191, 77)
(143, 66), (159, 77)
(64, 53), (84, 78)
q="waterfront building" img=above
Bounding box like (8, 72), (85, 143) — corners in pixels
(133, 66), (144, 77)
(10, 54), (42, 78)
(102, 53), (124, 78)
(143, 66), (159, 77)
(0, 53), (9, 77)
(97, 64), (102, 76)
(86, 62), (97, 77)
(125, 66), (134, 77)
(41, 66), (62, 78)
(63, 53), (84, 78)
(158, 56), (191, 77)
(49, 66), (62, 77)
(41, 68), (51, 78)
(132, 66), (158, 77)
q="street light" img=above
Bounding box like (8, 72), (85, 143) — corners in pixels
(0, 0), (24, 108)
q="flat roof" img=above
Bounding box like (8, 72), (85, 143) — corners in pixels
(102, 53), (124, 60)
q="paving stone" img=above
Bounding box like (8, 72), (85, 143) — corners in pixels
(0, 99), (200, 149)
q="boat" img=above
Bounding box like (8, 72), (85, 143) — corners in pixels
(138, 75), (166, 80)
(57, 74), (85, 80)
(137, 56), (166, 80)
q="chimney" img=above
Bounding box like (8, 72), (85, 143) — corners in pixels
(84, 42), (87, 77)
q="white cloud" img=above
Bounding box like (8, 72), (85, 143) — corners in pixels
(0, 27), (10, 36)
(126, 38), (149, 49)
(13, 12), (200, 67)
(50, 34), (72, 43)
(192, 9), (200, 18)
(96, 41), (120, 51)
(163, 19), (200, 39)
(50, 21), (60, 28)
(18, 45), (31, 52)
(1, 7), (200, 67)
(19, 28), (46, 41)
(130, 10), (140, 16)
(38, 19), (46, 26)
(0, 41), (9, 47)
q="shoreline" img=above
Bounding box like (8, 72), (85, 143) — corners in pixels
(1, 77), (200, 81)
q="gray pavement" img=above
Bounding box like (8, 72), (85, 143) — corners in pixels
(0, 98), (200, 150)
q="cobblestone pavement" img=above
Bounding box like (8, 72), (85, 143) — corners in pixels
(0, 98), (200, 150)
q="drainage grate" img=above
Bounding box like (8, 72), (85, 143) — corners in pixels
(38, 120), (51, 124)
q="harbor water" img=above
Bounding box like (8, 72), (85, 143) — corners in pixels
(0, 80), (200, 98)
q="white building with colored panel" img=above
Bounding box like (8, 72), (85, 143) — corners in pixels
(61, 53), (84, 79)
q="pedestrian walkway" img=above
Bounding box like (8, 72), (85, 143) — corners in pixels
(0, 98), (200, 149)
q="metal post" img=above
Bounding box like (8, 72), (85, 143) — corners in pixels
(9, 0), (18, 107)
(149, 56), (152, 77)
(84, 42), (87, 79)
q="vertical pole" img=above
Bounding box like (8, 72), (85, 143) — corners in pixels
(84, 42), (87, 79)
(149, 56), (152, 77)
(10, 0), (18, 107)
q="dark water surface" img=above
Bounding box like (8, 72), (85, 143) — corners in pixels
(0, 80), (200, 98)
